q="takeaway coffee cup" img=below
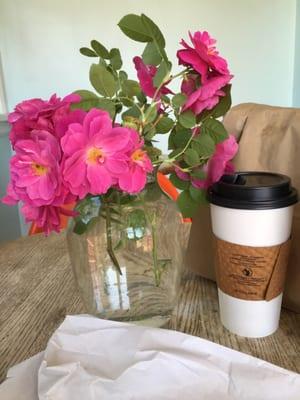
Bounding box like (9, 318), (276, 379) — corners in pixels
(208, 172), (298, 338)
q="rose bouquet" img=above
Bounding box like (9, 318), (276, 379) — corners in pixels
(3, 14), (237, 279)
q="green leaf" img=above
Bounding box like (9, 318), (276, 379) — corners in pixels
(177, 190), (199, 218)
(169, 147), (183, 158)
(109, 48), (122, 70)
(191, 169), (206, 180)
(121, 79), (140, 97)
(169, 173), (190, 190)
(161, 95), (170, 104)
(189, 186), (207, 203)
(136, 91), (147, 104)
(127, 209), (147, 228)
(153, 60), (171, 88)
(142, 41), (162, 65)
(72, 90), (99, 111)
(115, 103), (122, 114)
(141, 14), (165, 48)
(144, 125), (156, 140)
(89, 64), (117, 97)
(183, 148), (199, 166)
(172, 93), (187, 109)
(119, 95), (132, 107)
(72, 91), (115, 117)
(156, 116), (174, 133)
(121, 105), (141, 120)
(141, 14), (168, 63)
(98, 58), (108, 68)
(118, 14), (152, 42)
(168, 128), (177, 150)
(211, 85), (232, 118)
(179, 110), (196, 128)
(173, 127), (192, 148)
(144, 145), (162, 162)
(144, 104), (157, 123)
(97, 98), (116, 118)
(80, 47), (97, 57)
(202, 118), (228, 144)
(144, 181), (162, 202)
(119, 70), (128, 82)
(90, 40), (110, 59)
(73, 220), (88, 234)
(192, 133), (215, 157)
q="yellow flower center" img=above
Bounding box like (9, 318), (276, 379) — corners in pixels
(87, 147), (105, 164)
(207, 47), (216, 56)
(32, 163), (48, 176)
(131, 149), (145, 163)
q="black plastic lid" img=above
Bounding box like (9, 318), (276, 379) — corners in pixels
(208, 171), (298, 210)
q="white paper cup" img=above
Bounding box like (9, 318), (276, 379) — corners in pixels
(208, 172), (298, 338)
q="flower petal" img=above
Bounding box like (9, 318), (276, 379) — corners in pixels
(118, 164), (147, 194)
(61, 123), (87, 156)
(97, 128), (130, 153)
(83, 108), (112, 138)
(87, 164), (112, 194)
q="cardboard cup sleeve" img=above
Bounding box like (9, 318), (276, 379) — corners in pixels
(214, 237), (291, 301)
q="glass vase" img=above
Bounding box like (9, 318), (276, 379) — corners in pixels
(67, 188), (191, 326)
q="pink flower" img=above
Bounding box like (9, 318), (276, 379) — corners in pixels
(177, 31), (229, 82)
(8, 93), (82, 146)
(117, 130), (153, 194)
(22, 203), (62, 235)
(6, 130), (64, 206)
(133, 57), (173, 100)
(9, 93), (80, 124)
(181, 72), (232, 115)
(21, 193), (76, 235)
(175, 167), (191, 181)
(194, 135), (238, 188)
(206, 134), (238, 185)
(175, 135), (238, 189)
(2, 127), (77, 235)
(62, 109), (132, 198)
(2, 180), (19, 205)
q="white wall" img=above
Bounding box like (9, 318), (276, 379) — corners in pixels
(293, 0), (300, 106)
(0, 0), (296, 112)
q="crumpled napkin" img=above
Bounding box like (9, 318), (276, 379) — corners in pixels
(0, 352), (44, 400)
(1, 315), (300, 400)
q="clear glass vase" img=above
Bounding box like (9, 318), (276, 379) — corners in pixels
(67, 188), (191, 326)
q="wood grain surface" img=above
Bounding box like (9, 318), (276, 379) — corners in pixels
(0, 233), (299, 382)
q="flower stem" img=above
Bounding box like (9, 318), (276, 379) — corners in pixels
(150, 215), (161, 287)
(170, 68), (190, 80)
(105, 203), (122, 275)
(118, 96), (145, 121)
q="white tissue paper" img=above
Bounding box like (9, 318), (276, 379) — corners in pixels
(1, 315), (300, 400)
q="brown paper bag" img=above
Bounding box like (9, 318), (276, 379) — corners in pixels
(187, 103), (300, 313)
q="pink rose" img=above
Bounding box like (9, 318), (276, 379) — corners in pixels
(2, 127), (77, 235)
(8, 93), (82, 146)
(6, 130), (64, 206)
(117, 130), (153, 194)
(181, 72), (232, 115)
(21, 192), (76, 235)
(177, 31), (229, 82)
(133, 57), (173, 100)
(175, 135), (238, 189)
(62, 109), (132, 198)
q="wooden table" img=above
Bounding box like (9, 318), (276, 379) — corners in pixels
(0, 233), (299, 382)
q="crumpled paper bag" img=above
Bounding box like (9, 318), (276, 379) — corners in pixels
(1, 315), (300, 399)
